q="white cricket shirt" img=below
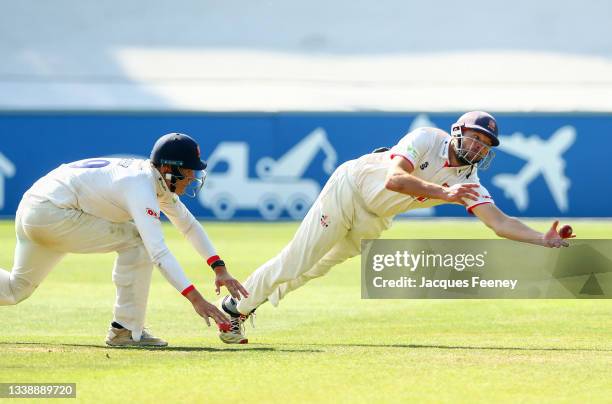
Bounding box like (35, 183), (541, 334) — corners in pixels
(24, 158), (217, 293)
(348, 127), (494, 218)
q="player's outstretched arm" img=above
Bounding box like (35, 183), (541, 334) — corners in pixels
(385, 156), (480, 203)
(471, 203), (569, 248)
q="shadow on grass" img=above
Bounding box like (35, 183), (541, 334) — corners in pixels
(0, 341), (321, 353)
(263, 343), (612, 352)
(3, 341), (608, 353)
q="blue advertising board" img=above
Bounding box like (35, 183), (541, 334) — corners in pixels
(0, 112), (609, 219)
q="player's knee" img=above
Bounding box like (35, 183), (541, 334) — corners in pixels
(113, 245), (153, 288)
(13, 289), (35, 304)
(10, 280), (37, 304)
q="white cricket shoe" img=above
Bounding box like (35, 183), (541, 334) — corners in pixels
(218, 296), (254, 344)
(105, 327), (168, 347)
(219, 315), (250, 344)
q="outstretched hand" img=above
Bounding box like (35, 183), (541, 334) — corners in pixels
(214, 267), (249, 300)
(192, 298), (229, 326)
(444, 183), (480, 204)
(183, 287), (229, 327)
(543, 220), (570, 248)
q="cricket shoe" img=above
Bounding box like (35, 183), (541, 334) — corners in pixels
(105, 326), (168, 347)
(218, 296), (255, 344)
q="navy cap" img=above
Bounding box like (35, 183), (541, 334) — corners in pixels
(150, 133), (207, 170)
(454, 111), (500, 146)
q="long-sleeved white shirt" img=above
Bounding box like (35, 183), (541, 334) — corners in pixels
(348, 127), (494, 218)
(25, 157), (217, 293)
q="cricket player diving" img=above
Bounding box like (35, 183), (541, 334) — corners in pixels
(218, 111), (573, 344)
(0, 133), (248, 347)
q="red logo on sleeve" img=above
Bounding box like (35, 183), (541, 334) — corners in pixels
(146, 208), (160, 219)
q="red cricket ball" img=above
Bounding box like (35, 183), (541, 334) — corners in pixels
(218, 322), (231, 332)
(559, 225), (573, 239)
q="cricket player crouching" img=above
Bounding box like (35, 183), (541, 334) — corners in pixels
(218, 111), (573, 344)
(0, 133), (248, 347)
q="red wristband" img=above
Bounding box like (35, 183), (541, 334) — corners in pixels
(181, 284), (195, 296)
(206, 255), (221, 266)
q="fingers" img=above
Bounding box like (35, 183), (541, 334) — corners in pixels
(551, 220), (559, 232)
(197, 302), (229, 327)
(227, 282), (241, 300)
(445, 184), (482, 203)
(461, 194), (479, 201)
(227, 281), (250, 300)
(458, 185), (480, 201)
(215, 282), (221, 295)
(548, 239), (569, 248)
(208, 305), (229, 325)
(238, 283), (250, 299)
(212, 311), (229, 326)
(218, 279), (250, 300)
(459, 189), (480, 201)
(231, 281), (249, 299)
(204, 311), (228, 327)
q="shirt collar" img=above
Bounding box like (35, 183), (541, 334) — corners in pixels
(148, 160), (172, 196)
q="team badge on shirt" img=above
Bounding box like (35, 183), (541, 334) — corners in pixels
(320, 214), (330, 228)
(146, 208), (160, 219)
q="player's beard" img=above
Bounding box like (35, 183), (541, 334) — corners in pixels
(452, 137), (490, 166)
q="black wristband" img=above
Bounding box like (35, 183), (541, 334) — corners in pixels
(211, 259), (225, 269)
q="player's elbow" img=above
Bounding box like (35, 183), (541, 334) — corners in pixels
(490, 218), (513, 239)
(475, 205), (511, 238)
(384, 175), (400, 192)
(493, 228), (507, 239)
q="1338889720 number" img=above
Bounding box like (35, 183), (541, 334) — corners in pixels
(1, 383), (76, 398)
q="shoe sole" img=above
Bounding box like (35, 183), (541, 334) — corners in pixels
(221, 339), (248, 344)
(219, 334), (248, 344)
(105, 341), (168, 347)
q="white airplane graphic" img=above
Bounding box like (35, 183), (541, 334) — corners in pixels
(409, 113), (437, 131)
(492, 126), (576, 212)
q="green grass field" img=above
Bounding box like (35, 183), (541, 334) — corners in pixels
(1, 219), (611, 403)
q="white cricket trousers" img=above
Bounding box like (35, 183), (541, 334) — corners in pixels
(0, 197), (153, 340)
(237, 161), (391, 314)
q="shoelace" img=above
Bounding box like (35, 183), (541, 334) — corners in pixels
(228, 312), (256, 334)
(229, 317), (242, 334)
